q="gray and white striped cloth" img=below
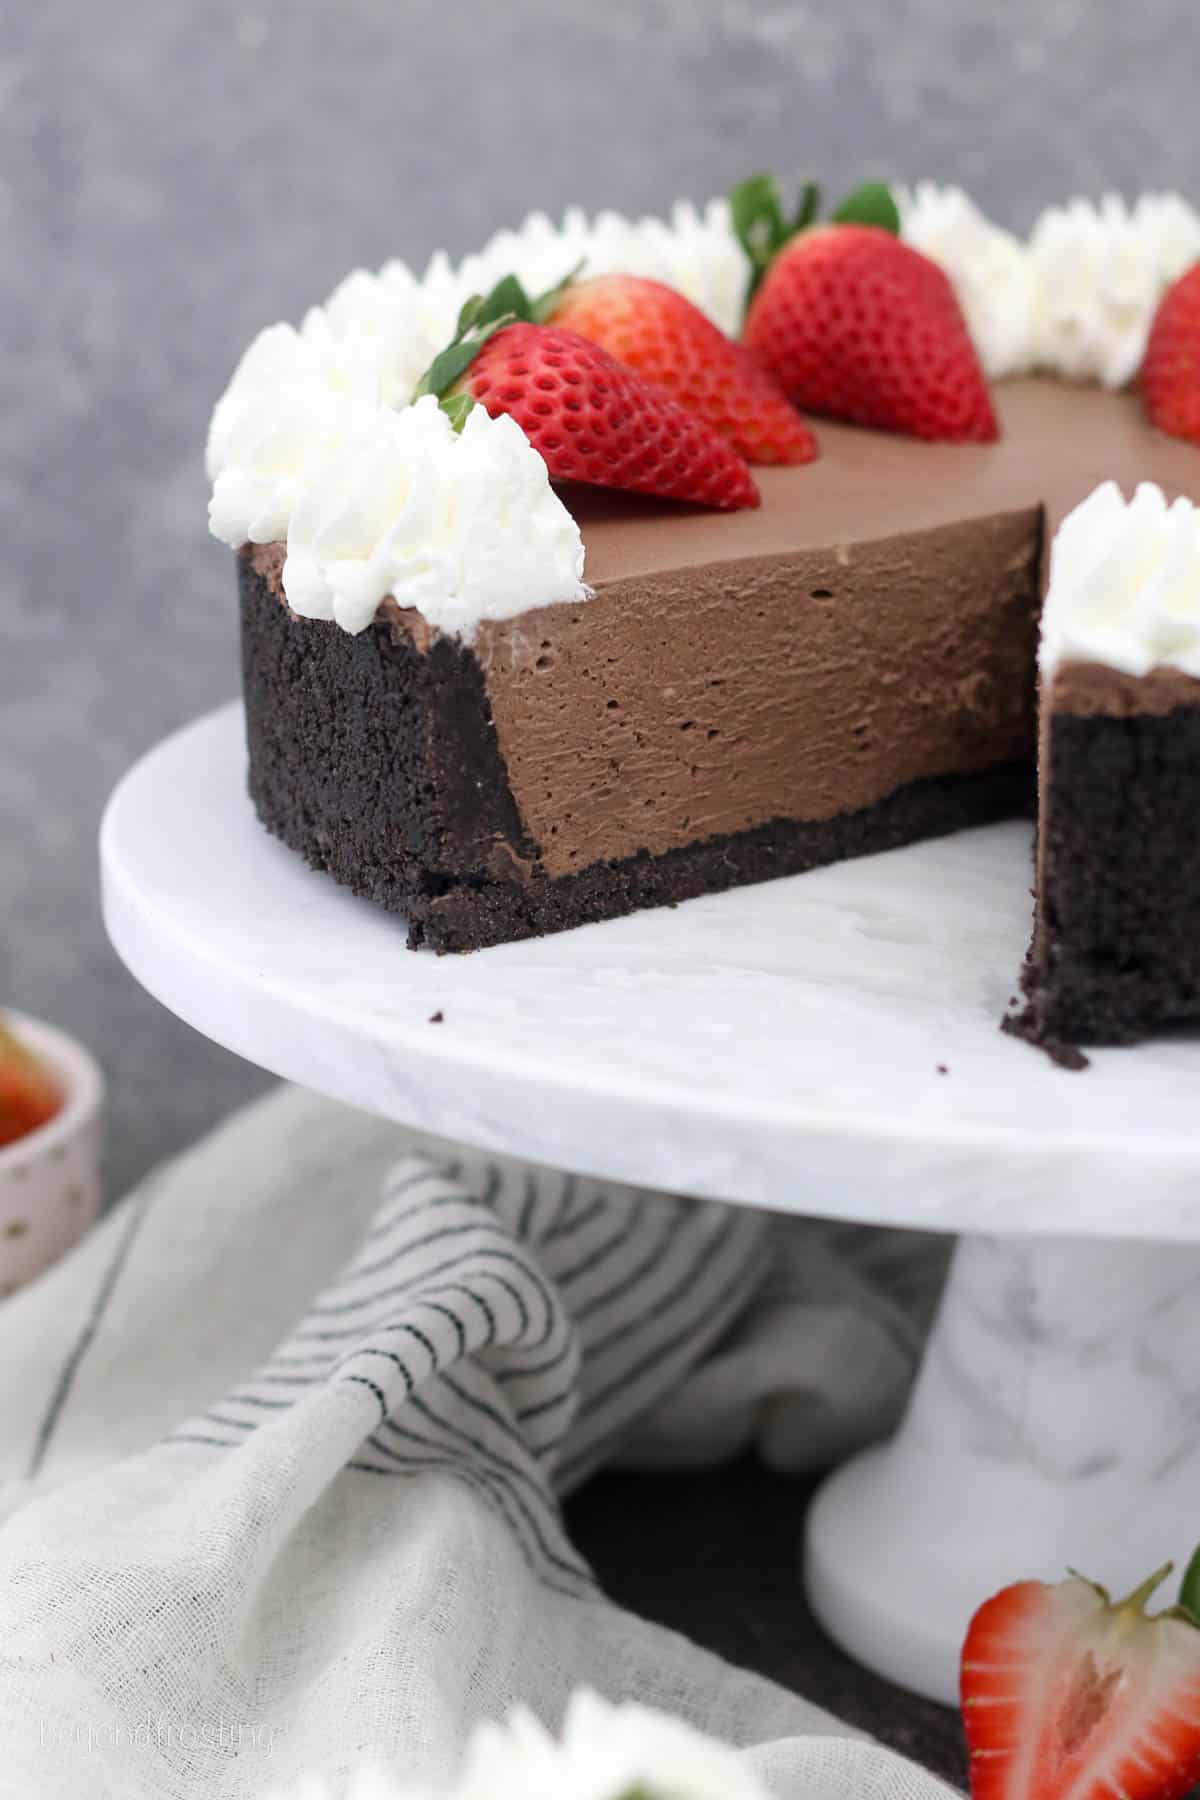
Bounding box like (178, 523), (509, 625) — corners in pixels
(0, 1085), (950, 1800)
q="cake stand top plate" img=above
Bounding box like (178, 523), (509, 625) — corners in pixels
(100, 704), (1200, 1239)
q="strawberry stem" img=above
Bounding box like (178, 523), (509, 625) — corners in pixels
(412, 272), (530, 405)
(791, 181), (821, 233)
(475, 273), (532, 328)
(730, 173), (799, 307)
(1114, 1562), (1174, 1617)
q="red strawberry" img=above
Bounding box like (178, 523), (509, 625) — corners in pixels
(1142, 261), (1200, 446)
(961, 1560), (1200, 1800)
(731, 174), (997, 443)
(0, 1023), (60, 1150)
(546, 275), (818, 466)
(441, 321), (759, 510)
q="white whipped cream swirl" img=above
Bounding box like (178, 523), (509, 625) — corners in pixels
(1042, 480), (1200, 680)
(206, 200), (750, 636)
(207, 327), (586, 640)
(895, 183), (1200, 388)
(449, 198), (750, 339)
(281, 397), (587, 639)
(206, 323), (389, 547)
(307, 198), (751, 359)
(263, 1692), (774, 1800)
(1027, 193), (1200, 388)
(442, 1692), (773, 1800)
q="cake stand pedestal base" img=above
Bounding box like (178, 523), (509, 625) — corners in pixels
(806, 1232), (1200, 1706)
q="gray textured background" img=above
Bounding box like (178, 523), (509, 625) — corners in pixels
(3, 0), (1196, 1200)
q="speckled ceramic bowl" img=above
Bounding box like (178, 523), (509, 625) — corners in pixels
(0, 1012), (104, 1300)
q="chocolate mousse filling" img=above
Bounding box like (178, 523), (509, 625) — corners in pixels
(241, 545), (1035, 954)
(473, 509), (1038, 878)
(238, 378), (1199, 960)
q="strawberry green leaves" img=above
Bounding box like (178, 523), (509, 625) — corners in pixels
(832, 180), (902, 233)
(434, 392), (475, 433)
(1179, 1543), (1200, 1624)
(413, 281), (525, 420)
(413, 266), (585, 429)
(730, 173), (900, 306)
(413, 328), (506, 423)
(730, 174), (818, 288)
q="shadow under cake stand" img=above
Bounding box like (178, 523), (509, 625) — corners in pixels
(100, 703), (1200, 1708)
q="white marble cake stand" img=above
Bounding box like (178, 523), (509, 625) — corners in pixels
(100, 703), (1200, 1708)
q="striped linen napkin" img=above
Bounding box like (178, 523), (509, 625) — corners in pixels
(0, 1085), (949, 1800)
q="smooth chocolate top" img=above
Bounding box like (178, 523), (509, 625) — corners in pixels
(567, 379), (1200, 586)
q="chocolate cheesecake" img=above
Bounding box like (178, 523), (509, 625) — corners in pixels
(240, 381), (1197, 971)
(211, 186), (1200, 1050)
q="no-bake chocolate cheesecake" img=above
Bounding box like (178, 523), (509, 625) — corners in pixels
(211, 183), (1200, 1050)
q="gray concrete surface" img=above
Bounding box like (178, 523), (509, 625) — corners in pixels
(3, 0), (1196, 1200)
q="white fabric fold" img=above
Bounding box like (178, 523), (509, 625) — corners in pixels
(0, 1086), (953, 1800)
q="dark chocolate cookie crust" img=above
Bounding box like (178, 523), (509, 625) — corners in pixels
(240, 553), (1031, 954)
(411, 761), (1031, 953)
(1022, 703), (1200, 1043)
(240, 548), (537, 919)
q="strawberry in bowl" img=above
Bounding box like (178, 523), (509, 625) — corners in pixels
(0, 1012), (104, 1300)
(0, 1018), (62, 1148)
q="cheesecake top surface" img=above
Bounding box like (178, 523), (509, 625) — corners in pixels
(572, 379), (1200, 587)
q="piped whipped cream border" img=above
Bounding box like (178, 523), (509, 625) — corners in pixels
(898, 184), (1200, 385)
(207, 185), (1200, 639)
(206, 200), (746, 638)
(1042, 479), (1200, 680)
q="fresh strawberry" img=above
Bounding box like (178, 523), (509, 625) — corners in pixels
(415, 288), (760, 510)
(0, 1023), (60, 1150)
(732, 174), (998, 443)
(546, 275), (817, 466)
(1142, 261), (1200, 446)
(961, 1559), (1200, 1800)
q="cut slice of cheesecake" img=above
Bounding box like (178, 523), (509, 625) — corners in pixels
(239, 380), (1199, 960)
(1019, 482), (1200, 1045)
(1025, 661), (1200, 1043)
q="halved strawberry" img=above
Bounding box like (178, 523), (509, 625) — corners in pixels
(1142, 261), (1200, 446)
(0, 1022), (61, 1150)
(733, 174), (998, 443)
(961, 1559), (1200, 1800)
(546, 275), (818, 466)
(416, 294), (759, 510)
